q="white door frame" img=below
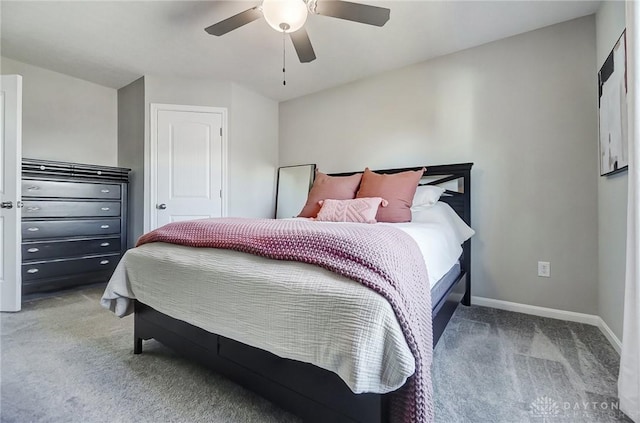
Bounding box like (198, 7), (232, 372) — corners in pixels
(145, 103), (228, 233)
(1, 75), (22, 312)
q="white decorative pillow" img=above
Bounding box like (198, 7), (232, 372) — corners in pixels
(316, 197), (388, 224)
(411, 201), (475, 244)
(411, 185), (446, 209)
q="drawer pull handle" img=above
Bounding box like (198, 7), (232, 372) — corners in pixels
(27, 268), (39, 274)
(39, 165), (46, 171)
(101, 189), (110, 193)
(99, 260), (110, 265)
(26, 207), (41, 212)
(27, 248), (40, 253)
(27, 227), (39, 232)
(100, 242), (110, 247)
(97, 171), (102, 175)
(101, 207), (110, 211)
(27, 186), (40, 191)
(100, 225), (110, 229)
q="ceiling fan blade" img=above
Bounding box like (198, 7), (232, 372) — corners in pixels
(205, 7), (262, 36)
(315, 0), (390, 27)
(290, 28), (316, 63)
(316, 0), (391, 26)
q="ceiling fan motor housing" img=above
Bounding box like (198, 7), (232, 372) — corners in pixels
(262, 0), (308, 33)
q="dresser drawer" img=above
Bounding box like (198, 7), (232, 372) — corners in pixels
(22, 219), (120, 239)
(22, 254), (120, 281)
(22, 200), (120, 218)
(22, 180), (121, 199)
(22, 237), (121, 260)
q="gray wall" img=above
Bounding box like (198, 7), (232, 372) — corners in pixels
(229, 83), (279, 218)
(119, 76), (279, 244)
(144, 75), (232, 110)
(1, 57), (117, 166)
(596, 2), (627, 340)
(280, 17), (599, 314)
(117, 77), (145, 247)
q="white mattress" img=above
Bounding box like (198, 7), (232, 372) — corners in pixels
(381, 221), (463, 287)
(101, 218), (466, 394)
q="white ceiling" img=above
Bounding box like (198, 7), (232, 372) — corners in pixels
(1, 1), (600, 101)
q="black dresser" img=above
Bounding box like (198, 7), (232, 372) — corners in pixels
(21, 159), (130, 295)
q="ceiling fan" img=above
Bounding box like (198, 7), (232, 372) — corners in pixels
(205, 0), (391, 63)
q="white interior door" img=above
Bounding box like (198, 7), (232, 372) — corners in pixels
(149, 104), (226, 230)
(0, 75), (22, 312)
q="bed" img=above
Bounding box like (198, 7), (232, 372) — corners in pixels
(102, 163), (473, 423)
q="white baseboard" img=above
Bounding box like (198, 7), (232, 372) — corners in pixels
(471, 296), (600, 325)
(470, 296), (621, 354)
(597, 317), (622, 354)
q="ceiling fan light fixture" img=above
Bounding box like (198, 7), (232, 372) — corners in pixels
(262, 0), (308, 33)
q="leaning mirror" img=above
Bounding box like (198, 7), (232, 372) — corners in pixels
(275, 164), (316, 219)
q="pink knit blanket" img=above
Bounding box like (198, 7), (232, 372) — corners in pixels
(137, 218), (434, 423)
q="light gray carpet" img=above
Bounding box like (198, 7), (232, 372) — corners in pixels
(0, 285), (629, 423)
(433, 305), (630, 422)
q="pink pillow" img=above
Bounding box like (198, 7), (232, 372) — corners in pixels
(298, 170), (362, 218)
(315, 198), (389, 224)
(356, 167), (425, 223)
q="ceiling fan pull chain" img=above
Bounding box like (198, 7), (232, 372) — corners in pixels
(282, 29), (287, 86)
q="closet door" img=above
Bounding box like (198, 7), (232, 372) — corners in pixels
(0, 75), (22, 312)
(149, 104), (227, 230)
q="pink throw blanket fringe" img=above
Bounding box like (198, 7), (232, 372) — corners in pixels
(137, 218), (434, 423)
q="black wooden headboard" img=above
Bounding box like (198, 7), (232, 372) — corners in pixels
(330, 163), (473, 304)
(329, 163), (472, 224)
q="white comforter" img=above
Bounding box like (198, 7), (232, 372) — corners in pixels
(101, 214), (468, 394)
(102, 242), (415, 393)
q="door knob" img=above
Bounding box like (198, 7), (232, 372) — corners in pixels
(156, 203), (167, 210)
(1, 201), (13, 209)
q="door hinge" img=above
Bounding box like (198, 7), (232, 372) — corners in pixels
(219, 189), (222, 198)
(220, 127), (222, 137)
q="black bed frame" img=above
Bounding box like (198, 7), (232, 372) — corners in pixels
(133, 163), (473, 423)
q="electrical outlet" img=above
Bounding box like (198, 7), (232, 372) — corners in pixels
(538, 261), (550, 278)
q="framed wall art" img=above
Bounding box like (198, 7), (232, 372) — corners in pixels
(599, 30), (628, 176)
